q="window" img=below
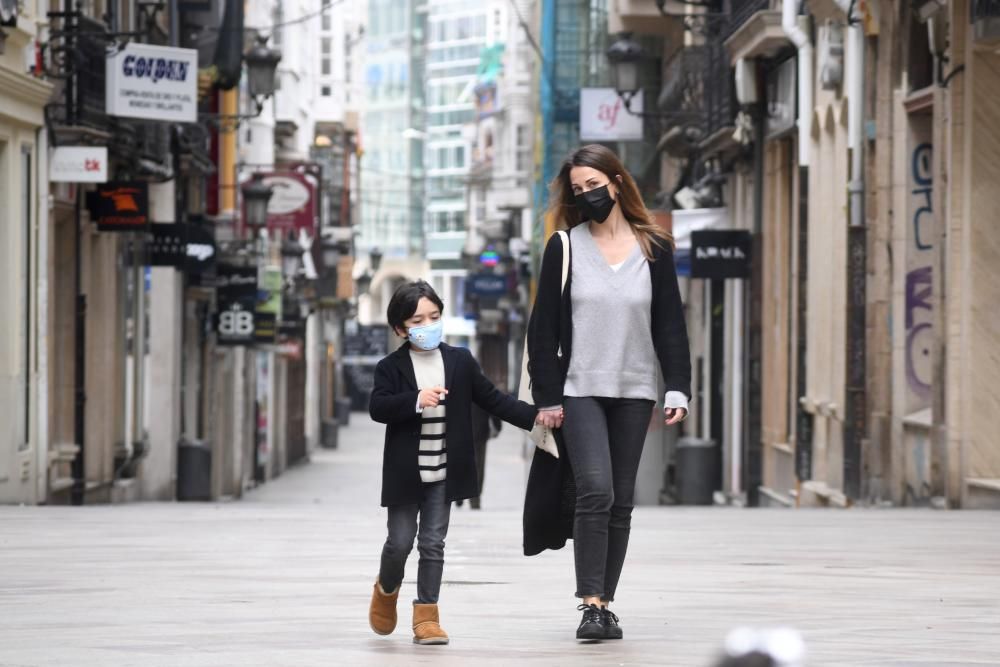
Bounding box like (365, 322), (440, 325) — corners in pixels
(321, 37), (331, 55)
(453, 145), (464, 169)
(516, 124), (529, 148)
(321, 85), (332, 96)
(516, 124), (530, 173)
(322, 58), (331, 76)
(272, 5), (283, 46)
(476, 189), (486, 224)
(322, 13), (331, 31)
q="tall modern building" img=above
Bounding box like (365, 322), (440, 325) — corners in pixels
(361, 0), (426, 260)
(462, 0), (536, 387)
(423, 1), (506, 343)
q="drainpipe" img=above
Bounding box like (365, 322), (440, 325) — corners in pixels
(782, 0), (812, 168)
(783, 0), (815, 493)
(838, 0), (866, 500)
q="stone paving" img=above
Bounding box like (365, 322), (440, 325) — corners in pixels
(1, 414), (999, 666)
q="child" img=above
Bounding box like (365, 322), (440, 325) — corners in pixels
(367, 280), (544, 645)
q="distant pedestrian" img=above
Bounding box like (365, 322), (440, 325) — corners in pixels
(463, 402), (502, 509)
(367, 280), (540, 645)
(524, 144), (692, 641)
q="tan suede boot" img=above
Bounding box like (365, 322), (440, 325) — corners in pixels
(368, 579), (400, 636)
(412, 603), (449, 645)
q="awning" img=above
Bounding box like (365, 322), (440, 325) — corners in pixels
(672, 207), (729, 248)
(670, 207), (729, 277)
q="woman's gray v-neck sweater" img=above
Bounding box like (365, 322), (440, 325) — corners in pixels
(563, 224), (659, 402)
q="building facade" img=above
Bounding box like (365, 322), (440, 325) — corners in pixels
(360, 0), (428, 325)
(0, 0), (54, 504)
(609, 0), (1000, 509)
(1, 0), (362, 506)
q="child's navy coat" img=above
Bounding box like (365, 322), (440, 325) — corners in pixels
(370, 342), (536, 507)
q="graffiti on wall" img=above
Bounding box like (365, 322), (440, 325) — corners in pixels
(905, 138), (934, 410)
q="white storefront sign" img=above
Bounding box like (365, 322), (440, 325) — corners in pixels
(580, 88), (644, 142)
(106, 43), (198, 123)
(50, 146), (108, 183)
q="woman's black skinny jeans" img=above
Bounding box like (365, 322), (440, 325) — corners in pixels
(562, 396), (654, 602)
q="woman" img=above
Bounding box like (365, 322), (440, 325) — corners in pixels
(527, 144), (691, 641)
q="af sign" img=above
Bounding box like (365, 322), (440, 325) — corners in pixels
(106, 43), (198, 123)
(580, 88), (643, 142)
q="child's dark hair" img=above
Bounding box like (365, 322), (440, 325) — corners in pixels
(386, 280), (444, 335)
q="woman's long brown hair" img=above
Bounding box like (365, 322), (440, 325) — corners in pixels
(546, 144), (674, 260)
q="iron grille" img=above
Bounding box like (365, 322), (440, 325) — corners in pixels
(721, 0), (772, 41)
(135, 121), (173, 164)
(972, 0), (1000, 20)
(75, 16), (111, 130)
(659, 45), (708, 118)
(704, 41), (736, 136)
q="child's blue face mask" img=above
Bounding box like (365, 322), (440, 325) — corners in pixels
(408, 320), (443, 350)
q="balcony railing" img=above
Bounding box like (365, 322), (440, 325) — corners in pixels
(704, 40), (737, 137)
(721, 0), (772, 41)
(973, 0), (1000, 19)
(73, 16), (110, 131)
(659, 45), (708, 119)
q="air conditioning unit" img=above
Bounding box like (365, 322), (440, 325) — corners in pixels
(734, 59), (759, 106)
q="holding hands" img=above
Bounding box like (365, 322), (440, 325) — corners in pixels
(536, 406), (564, 429)
(418, 386), (449, 409)
(664, 407), (687, 426)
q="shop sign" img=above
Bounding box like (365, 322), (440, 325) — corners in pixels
(148, 223), (216, 275)
(106, 42), (198, 123)
(90, 181), (150, 232)
(343, 324), (389, 361)
(690, 230), (752, 279)
(254, 266), (283, 343)
(468, 273), (507, 297)
(50, 146), (108, 183)
(216, 266), (258, 346)
(255, 172), (318, 234)
(278, 317), (306, 341)
(275, 340), (303, 359)
(580, 88), (643, 142)
(479, 247), (500, 267)
(185, 223), (217, 278)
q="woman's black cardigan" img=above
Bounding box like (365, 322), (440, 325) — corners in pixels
(522, 230), (692, 556)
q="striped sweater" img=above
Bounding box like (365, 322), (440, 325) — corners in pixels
(410, 348), (447, 483)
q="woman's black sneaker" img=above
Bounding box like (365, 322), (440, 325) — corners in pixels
(576, 603), (606, 640)
(602, 608), (623, 639)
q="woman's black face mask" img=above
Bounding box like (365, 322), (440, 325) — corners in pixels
(574, 184), (616, 223)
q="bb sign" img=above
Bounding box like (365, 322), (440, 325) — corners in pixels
(106, 43), (198, 123)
